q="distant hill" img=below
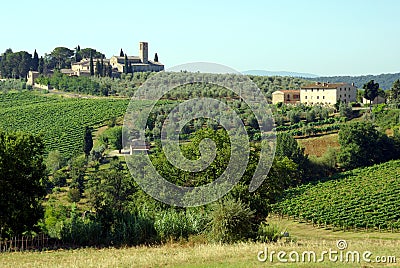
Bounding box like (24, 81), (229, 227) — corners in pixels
(309, 73), (400, 90)
(242, 70), (319, 78)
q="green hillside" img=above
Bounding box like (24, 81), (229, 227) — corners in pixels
(309, 73), (400, 90)
(273, 160), (400, 231)
(0, 91), (130, 158)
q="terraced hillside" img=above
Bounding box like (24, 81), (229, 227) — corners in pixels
(273, 160), (400, 231)
(0, 91), (130, 158)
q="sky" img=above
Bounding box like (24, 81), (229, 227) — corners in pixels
(1, 0), (399, 76)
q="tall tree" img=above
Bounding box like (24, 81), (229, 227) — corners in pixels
(89, 54), (94, 76)
(390, 79), (400, 107)
(119, 48), (124, 57)
(32, 49), (39, 71)
(38, 56), (44, 74)
(363, 80), (379, 111)
(83, 126), (93, 158)
(124, 54), (129, 74)
(110, 126), (123, 154)
(338, 122), (398, 169)
(100, 58), (105, 77)
(50, 47), (74, 69)
(0, 131), (47, 237)
(107, 63), (112, 77)
(79, 48), (105, 59)
(154, 53), (159, 62)
(75, 45), (82, 62)
(95, 59), (101, 76)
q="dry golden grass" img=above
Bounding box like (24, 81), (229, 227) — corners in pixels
(297, 134), (340, 157)
(1, 217), (399, 268)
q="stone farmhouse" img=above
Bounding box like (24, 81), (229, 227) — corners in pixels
(272, 82), (358, 106)
(271, 90), (300, 105)
(300, 82), (357, 105)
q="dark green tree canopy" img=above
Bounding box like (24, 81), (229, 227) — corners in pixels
(0, 131), (47, 237)
(83, 126), (93, 157)
(154, 53), (159, 62)
(390, 79), (400, 105)
(32, 49), (39, 71)
(0, 50), (33, 78)
(79, 48), (105, 59)
(338, 122), (399, 169)
(363, 80), (380, 110)
(50, 47), (74, 69)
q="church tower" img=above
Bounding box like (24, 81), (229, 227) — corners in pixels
(139, 42), (148, 64)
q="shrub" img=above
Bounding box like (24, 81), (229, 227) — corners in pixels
(208, 199), (255, 243)
(67, 188), (81, 203)
(154, 209), (207, 241)
(256, 222), (283, 242)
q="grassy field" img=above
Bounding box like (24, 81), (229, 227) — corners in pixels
(297, 133), (339, 157)
(1, 217), (398, 268)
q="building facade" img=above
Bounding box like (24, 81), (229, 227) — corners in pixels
(300, 82), (357, 105)
(109, 42), (164, 73)
(272, 90), (300, 104)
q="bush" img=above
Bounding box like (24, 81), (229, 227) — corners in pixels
(256, 222), (283, 242)
(208, 199), (255, 243)
(67, 188), (81, 203)
(52, 170), (68, 187)
(154, 209), (207, 241)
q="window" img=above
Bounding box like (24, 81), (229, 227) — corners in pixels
(323, 96), (325, 99)
(305, 96), (308, 99)
(317, 96), (320, 99)
(317, 89), (319, 92)
(311, 89), (313, 92)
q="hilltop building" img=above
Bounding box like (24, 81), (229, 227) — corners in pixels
(27, 41), (164, 87)
(300, 82), (357, 105)
(109, 42), (164, 73)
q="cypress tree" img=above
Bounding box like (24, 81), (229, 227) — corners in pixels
(32, 49), (39, 71)
(154, 53), (158, 62)
(83, 126), (93, 158)
(124, 54), (129, 74)
(75, 45), (82, 62)
(120, 48), (124, 57)
(38, 56), (44, 74)
(107, 64), (112, 77)
(95, 59), (101, 76)
(89, 54), (94, 76)
(100, 58), (104, 77)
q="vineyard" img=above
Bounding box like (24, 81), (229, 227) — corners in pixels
(0, 92), (131, 159)
(273, 160), (400, 231)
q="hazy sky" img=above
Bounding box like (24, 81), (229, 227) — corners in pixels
(1, 0), (399, 76)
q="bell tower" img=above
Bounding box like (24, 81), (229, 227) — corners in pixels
(139, 42), (148, 64)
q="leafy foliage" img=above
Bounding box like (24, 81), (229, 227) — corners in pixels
(208, 199), (255, 243)
(0, 131), (47, 237)
(338, 122), (399, 169)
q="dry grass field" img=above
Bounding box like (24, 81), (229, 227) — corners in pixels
(1, 217), (398, 268)
(297, 134), (340, 157)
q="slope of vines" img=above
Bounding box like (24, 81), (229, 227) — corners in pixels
(273, 160), (400, 231)
(0, 92), (131, 159)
